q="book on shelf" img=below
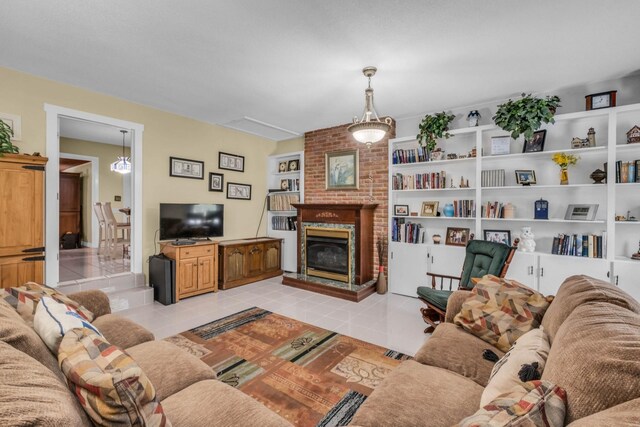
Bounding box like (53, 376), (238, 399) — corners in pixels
(392, 171), (447, 190)
(268, 193), (299, 211)
(392, 146), (429, 165)
(551, 232), (606, 258)
(452, 199), (475, 217)
(391, 218), (426, 244)
(481, 201), (506, 218)
(481, 169), (506, 187)
(607, 161), (639, 183)
(271, 215), (298, 231)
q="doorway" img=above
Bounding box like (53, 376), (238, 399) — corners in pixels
(44, 105), (144, 286)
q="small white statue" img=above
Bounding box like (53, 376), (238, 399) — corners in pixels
(518, 226), (536, 252)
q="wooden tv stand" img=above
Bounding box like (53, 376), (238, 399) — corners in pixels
(218, 237), (283, 289)
(160, 241), (218, 301)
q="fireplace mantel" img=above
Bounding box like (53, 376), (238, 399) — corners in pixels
(282, 203), (378, 301)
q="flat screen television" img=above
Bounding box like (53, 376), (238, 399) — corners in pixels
(159, 203), (224, 241)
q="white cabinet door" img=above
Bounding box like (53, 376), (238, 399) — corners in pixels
(505, 251), (538, 290)
(388, 242), (429, 297)
(538, 255), (611, 296)
(614, 260), (640, 303)
(427, 244), (467, 279)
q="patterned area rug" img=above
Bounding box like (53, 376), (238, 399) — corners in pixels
(165, 307), (411, 427)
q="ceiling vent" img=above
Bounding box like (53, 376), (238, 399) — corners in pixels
(221, 117), (300, 141)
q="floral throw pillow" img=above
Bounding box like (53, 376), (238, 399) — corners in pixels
(454, 275), (553, 352)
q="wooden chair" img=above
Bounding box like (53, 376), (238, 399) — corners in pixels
(418, 238), (519, 333)
(101, 202), (130, 256)
(93, 202), (107, 255)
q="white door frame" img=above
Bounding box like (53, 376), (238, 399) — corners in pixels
(59, 152), (100, 248)
(45, 104), (144, 285)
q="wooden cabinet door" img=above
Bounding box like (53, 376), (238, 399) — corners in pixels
(0, 255), (44, 288)
(245, 244), (264, 277)
(59, 172), (81, 237)
(224, 247), (246, 283)
(178, 258), (198, 295)
(197, 255), (215, 291)
(263, 241), (281, 273)
(0, 161), (44, 257)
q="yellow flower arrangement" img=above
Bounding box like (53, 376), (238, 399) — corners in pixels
(552, 152), (579, 169)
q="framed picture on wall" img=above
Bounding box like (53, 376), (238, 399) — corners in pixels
(169, 157), (204, 179)
(227, 182), (252, 200)
(209, 172), (224, 192)
(219, 152), (245, 172)
(326, 149), (359, 190)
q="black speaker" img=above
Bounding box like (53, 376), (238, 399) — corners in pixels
(149, 254), (175, 305)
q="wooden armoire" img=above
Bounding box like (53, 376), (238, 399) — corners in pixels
(0, 154), (47, 288)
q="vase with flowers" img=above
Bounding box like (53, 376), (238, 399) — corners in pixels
(552, 152), (579, 185)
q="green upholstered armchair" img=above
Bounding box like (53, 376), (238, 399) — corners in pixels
(417, 239), (518, 333)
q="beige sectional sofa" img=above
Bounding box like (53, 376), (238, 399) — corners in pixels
(0, 289), (292, 426)
(349, 275), (640, 426)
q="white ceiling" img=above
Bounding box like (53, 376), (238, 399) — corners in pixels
(60, 118), (131, 146)
(3, 1), (640, 140)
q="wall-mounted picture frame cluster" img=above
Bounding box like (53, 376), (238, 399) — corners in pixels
(170, 157), (204, 179)
(227, 182), (251, 200)
(209, 173), (223, 192)
(219, 152), (245, 172)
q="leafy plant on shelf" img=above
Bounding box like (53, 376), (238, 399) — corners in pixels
(552, 152), (579, 169)
(416, 111), (455, 152)
(0, 119), (19, 156)
(493, 93), (561, 140)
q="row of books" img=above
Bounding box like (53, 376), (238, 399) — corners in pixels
(279, 178), (300, 191)
(392, 171), (447, 190)
(268, 193), (299, 211)
(392, 147), (429, 164)
(481, 169), (506, 187)
(481, 202), (507, 218)
(614, 160), (640, 183)
(551, 233), (606, 258)
(271, 216), (298, 231)
(452, 200), (475, 218)
(391, 218), (426, 243)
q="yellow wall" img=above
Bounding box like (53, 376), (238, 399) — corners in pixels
(0, 67), (278, 279)
(273, 136), (304, 155)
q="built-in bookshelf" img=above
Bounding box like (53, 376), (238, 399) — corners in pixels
(387, 103), (640, 301)
(266, 151), (304, 272)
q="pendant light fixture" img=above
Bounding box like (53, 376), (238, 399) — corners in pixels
(110, 130), (131, 174)
(347, 66), (392, 147)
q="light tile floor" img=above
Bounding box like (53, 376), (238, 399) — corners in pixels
(59, 247), (130, 282)
(118, 275), (430, 356)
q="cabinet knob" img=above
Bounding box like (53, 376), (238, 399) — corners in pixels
(184, 251), (190, 255)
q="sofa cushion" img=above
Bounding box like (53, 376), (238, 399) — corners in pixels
(454, 275), (552, 352)
(0, 340), (90, 426)
(34, 296), (102, 352)
(416, 287), (451, 311)
(541, 275), (640, 344)
(481, 327), (550, 407)
(414, 322), (504, 387)
(457, 380), (566, 427)
(68, 289), (112, 318)
(127, 340), (216, 402)
(58, 328), (170, 426)
(0, 303), (64, 380)
(542, 301), (640, 423)
(566, 398), (640, 426)
(161, 379), (293, 427)
(6, 282), (95, 324)
(350, 360), (483, 427)
(92, 313), (155, 349)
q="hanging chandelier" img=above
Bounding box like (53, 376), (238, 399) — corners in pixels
(110, 130), (131, 174)
(347, 66), (392, 147)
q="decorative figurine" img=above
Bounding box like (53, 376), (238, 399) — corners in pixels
(518, 227), (536, 252)
(590, 168), (606, 184)
(632, 241), (640, 260)
(450, 178), (457, 188)
(432, 234), (441, 245)
(503, 203), (515, 219)
(588, 127), (596, 147)
(467, 110), (481, 127)
(469, 148), (477, 158)
(571, 137), (589, 149)
(459, 177), (470, 188)
(446, 153), (458, 160)
(430, 148), (445, 161)
(627, 125), (640, 144)
(534, 198), (549, 220)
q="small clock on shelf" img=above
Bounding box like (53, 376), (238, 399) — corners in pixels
(585, 90), (617, 110)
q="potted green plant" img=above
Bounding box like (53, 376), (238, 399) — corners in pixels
(416, 111), (455, 153)
(0, 119), (19, 156)
(492, 93), (561, 140)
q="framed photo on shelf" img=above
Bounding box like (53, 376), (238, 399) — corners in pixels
(564, 204), (598, 221)
(219, 152), (245, 172)
(483, 229), (511, 246)
(394, 204), (409, 216)
(523, 130), (546, 153)
(208, 172), (224, 192)
(227, 182), (252, 200)
(169, 157), (204, 179)
(287, 159), (299, 171)
(515, 170), (537, 185)
(490, 136), (511, 155)
(280, 179), (289, 191)
(326, 149), (359, 190)
(421, 201), (439, 217)
(278, 161), (288, 173)
(446, 227), (470, 247)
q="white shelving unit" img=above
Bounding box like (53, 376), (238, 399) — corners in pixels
(388, 103), (640, 298)
(266, 151), (304, 273)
